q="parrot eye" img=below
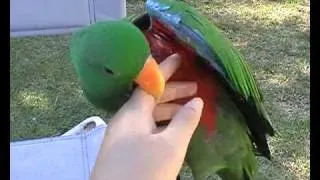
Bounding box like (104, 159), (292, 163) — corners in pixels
(104, 66), (114, 75)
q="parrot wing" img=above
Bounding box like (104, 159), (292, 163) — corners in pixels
(145, 0), (274, 159)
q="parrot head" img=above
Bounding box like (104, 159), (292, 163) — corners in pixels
(69, 20), (165, 111)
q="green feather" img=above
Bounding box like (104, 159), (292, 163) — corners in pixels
(69, 21), (150, 111)
(151, 0), (272, 129)
(142, 0), (275, 179)
(146, 0), (274, 157)
(187, 90), (257, 180)
(130, 11), (265, 179)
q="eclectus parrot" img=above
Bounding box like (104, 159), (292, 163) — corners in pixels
(69, 0), (275, 179)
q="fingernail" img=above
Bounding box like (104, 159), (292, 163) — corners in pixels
(171, 53), (181, 59)
(188, 82), (198, 96)
(186, 97), (204, 110)
(170, 53), (181, 64)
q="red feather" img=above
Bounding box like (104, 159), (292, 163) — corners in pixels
(144, 18), (218, 137)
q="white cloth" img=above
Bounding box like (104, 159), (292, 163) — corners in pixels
(10, 118), (107, 180)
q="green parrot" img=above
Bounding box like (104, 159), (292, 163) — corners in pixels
(69, 0), (275, 179)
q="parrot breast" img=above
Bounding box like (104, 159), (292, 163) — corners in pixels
(144, 18), (218, 137)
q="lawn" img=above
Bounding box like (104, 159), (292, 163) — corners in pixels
(10, 0), (309, 179)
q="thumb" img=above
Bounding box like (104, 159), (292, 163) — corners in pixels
(162, 98), (204, 146)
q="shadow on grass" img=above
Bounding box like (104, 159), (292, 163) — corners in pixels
(10, 35), (110, 141)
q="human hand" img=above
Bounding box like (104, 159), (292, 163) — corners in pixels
(90, 54), (204, 180)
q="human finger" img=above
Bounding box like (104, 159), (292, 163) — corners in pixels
(153, 103), (182, 122)
(159, 82), (197, 104)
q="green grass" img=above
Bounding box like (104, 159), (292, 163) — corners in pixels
(10, 0), (309, 179)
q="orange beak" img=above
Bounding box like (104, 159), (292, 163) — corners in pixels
(134, 56), (165, 99)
